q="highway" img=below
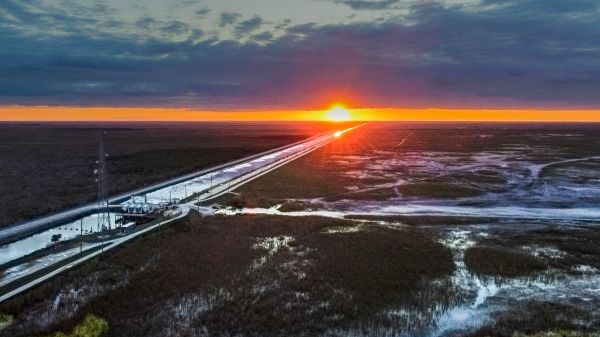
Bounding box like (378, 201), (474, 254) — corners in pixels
(0, 124), (364, 302)
(0, 208), (190, 303)
(0, 125), (360, 244)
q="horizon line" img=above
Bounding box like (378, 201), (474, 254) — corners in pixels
(2, 105), (600, 122)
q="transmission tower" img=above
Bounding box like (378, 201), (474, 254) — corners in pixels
(95, 132), (111, 233)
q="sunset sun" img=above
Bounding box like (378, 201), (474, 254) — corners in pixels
(325, 105), (351, 121)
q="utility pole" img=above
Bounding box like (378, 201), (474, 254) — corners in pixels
(95, 131), (111, 254)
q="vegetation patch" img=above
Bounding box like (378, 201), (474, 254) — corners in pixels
(397, 182), (483, 198)
(513, 331), (600, 337)
(469, 302), (598, 337)
(0, 314), (13, 330)
(43, 314), (108, 337)
(478, 227), (600, 272)
(465, 246), (547, 277)
(277, 200), (313, 212)
(345, 215), (496, 226)
(335, 187), (398, 201)
(460, 171), (508, 185)
(304, 227), (454, 312)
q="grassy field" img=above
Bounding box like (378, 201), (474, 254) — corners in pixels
(0, 122), (350, 227)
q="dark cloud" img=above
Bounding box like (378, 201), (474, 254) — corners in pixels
(335, 0), (400, 10)
(175, 0), (199, 6)
(2, 0), (600, 109)
(251, 31), (274, 42)
(195, 8), (211, 17)
(161, 21), (191, 35)
(219, 12), (242, 27)
(135, 16), (157, 30)
(274, 19), (292, 30)
(234, 16), (265, 37)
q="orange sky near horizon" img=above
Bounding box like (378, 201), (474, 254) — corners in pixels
(1, 105), (600, 122)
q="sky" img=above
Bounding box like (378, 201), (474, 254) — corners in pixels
(1, 0), (600, 121)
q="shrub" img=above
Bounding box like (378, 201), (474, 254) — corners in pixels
(48, 314), (108, 337)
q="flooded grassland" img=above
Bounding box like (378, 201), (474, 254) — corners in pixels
(218, 123), (600, 336)
(2, 123), (600, 336)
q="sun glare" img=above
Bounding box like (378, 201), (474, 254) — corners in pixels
(326, 105), (351, 121)
(334, 131), (342, 137)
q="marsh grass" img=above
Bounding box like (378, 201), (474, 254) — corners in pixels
(277, 200), (313, 212)
(397, 182), (483, 198)
(345, 215), (496, 226)
(512, 330), (600, 337)
(464, 246), (547, 277)
(479, 227), (600, 272)
(1, 213), (455, 337)
(469, 302), (598, 337)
